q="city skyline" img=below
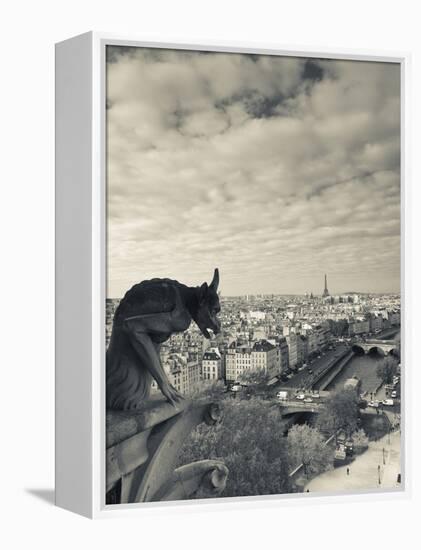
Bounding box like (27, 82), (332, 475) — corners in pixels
(106, 47), (400, 298)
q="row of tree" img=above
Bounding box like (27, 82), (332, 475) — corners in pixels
(177, 386), (368, 498)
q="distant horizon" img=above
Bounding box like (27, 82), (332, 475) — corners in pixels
(106, 289), (401, 301)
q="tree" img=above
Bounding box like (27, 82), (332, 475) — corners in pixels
(351, 428), (369, 453)
(376, 357), (398, 384)
(316, 388), (360, 438)
(238, 368), (270, 395)
(287, 424), (333, 477)
(177, 397), (291, 497)
(190, 379), (226, 400)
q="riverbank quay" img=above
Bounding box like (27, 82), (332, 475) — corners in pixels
(304, 429), (401, 493)
(312, 350), (354, 390)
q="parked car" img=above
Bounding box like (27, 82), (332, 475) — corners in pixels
(368, 400), (380, 408)
(312, 393), (321, 399)
(277, 391), (288, 401)
(308, 369), (313, 374)
(334, 446), (347, 461)
(304, 397), (313, 403)
(230, 384), (242, 392)
(391, 390), (398, 398)
(296, 393), (305, 400)
(382, 398), (394, 406)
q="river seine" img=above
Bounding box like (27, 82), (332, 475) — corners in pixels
(326, 329), (400, 394)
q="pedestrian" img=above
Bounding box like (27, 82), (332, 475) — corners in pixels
(347, 467), (350, 476)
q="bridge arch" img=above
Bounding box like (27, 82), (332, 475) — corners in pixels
(280, 408), (321, 419)
(352, 341), (398, 356)
(367, 346), (386, 357)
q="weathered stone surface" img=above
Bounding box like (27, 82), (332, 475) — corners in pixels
(106, 428), (151, 492)
(106, 399), (226, 503)
(106, 395), (191, 448)
(158, 460), (229, 501)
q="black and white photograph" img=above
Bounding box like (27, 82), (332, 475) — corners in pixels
(105, 45), (402, 504)
(6, 0), (421, 544)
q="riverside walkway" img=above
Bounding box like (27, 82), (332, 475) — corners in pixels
(304, 430), (401, 493)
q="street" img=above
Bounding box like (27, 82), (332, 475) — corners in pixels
(281, 344), (349, 390)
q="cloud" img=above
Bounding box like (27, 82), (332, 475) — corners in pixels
(106, 48), (400, 297)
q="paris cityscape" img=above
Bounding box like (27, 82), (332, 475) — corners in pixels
(106, 274), (401, 496)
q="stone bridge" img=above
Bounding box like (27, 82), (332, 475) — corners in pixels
(352, 339), (398, 356)
(278, 400), (326, 417)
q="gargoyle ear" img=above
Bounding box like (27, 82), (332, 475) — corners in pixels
(199, 282), (208, 304)
(209, 268), (219, 291)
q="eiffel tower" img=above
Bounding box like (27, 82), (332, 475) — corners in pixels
(322, 274), (330, 297)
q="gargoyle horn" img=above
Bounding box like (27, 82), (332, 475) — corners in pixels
(210, 268), (219, 291)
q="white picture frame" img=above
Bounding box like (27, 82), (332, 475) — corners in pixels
(55, 31), (410, 519)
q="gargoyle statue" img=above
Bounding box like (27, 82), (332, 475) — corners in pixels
(106, 269), (221, 409)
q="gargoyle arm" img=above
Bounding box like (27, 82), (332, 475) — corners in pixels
(124, 315), (183, 406)
(123, 312), (178, 333)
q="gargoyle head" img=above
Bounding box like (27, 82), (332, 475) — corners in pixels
(195, 268), (221, 339)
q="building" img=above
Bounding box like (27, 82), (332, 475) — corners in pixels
(248, 310), (266, 321)
(152, 353), (202, 396)
(299, 335), (308, 364)
(286, 332), (299, 369)
(369, 313), (384, 333)
(278, 336), (290, 373)
(388, 310), (400, 326)
(187, 359), (202, 391)
(348, 318), (370, 336)
(252, 340), (280, 380)
(225, 339), (278, 382)
(202, 350), (222, 381)
(306, 330), (318, 356)
(314, 324), (329, 349)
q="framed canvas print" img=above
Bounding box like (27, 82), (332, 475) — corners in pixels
(55, 32), (409, 518)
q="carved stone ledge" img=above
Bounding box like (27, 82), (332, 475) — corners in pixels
(107, 395), (192, 448)
(157, 460), (229, 501)
(106, 397), (228, 504)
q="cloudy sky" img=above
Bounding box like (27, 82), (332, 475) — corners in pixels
(106, 46), (400, 298)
